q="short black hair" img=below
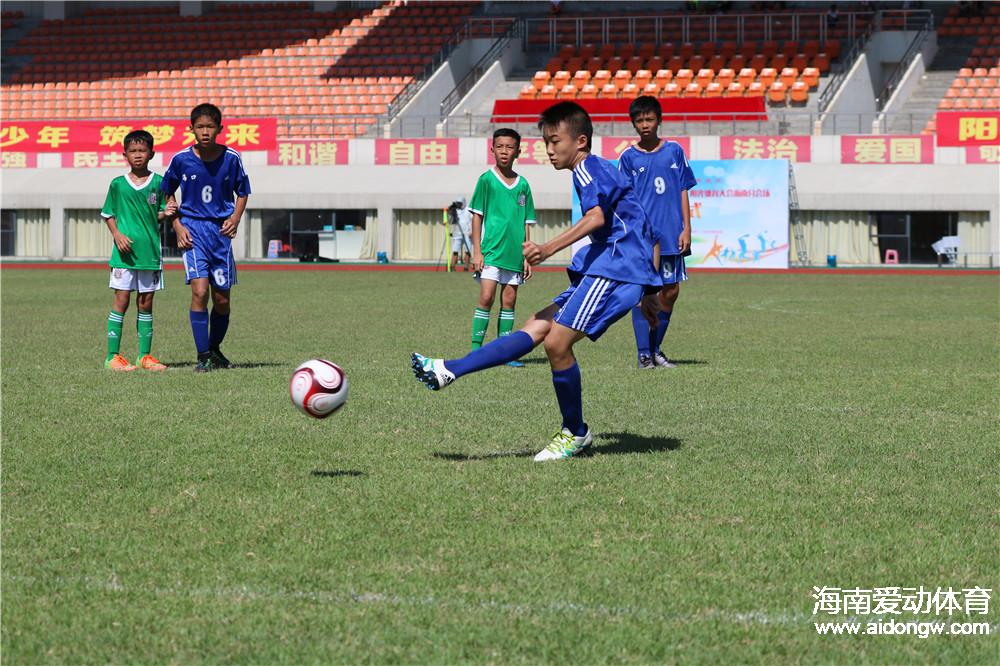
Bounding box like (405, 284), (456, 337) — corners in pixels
(537, 101), (592, 151)
(190, 102), (222, 126)
(123, 129), (155, 151)
(629, 96), (662, 122)
(493, 127), (521, 145)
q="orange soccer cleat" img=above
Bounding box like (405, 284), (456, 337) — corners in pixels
(105, 354), (137, 372)
(137, 354), (167, 372)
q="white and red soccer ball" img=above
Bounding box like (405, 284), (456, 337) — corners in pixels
(289, 359), (349, 418)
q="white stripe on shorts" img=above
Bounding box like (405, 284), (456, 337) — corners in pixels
(571, 278), (607, 330)
(578, 279), (611, 331)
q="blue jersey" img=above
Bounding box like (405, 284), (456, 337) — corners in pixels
(161, 146), (251, 221)
(569, 154), (659, 289)
(618, 140), (696, 256)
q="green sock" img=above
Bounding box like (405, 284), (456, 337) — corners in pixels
(471, 307), (490, 349)
(106, 310), (124, 361)
(137, 310), (153, 358)
(498, 308), (515, 337)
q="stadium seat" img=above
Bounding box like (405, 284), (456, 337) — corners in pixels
(674, 68), (693, 88)
(780, 67), (799, 87)
(801, 67), (820, 89)
(653, 69), (673, 87)
(738, 68), (756, 87)
(759, 67), (778, 87)
(696, 68), (714, 87)
(519, 84), (536, 100)
(538, 85), (557, 99)
(621, 82), (639, 98)
(532, 71), (550, 90)
(746, 81), (765, 97)
(558, 84), (578, 99)
(704, 82), (723, 98)
(661, 82), (680, 98)
(716, 68), (735, 87)
(790, 81), (809, 105)
(613, 69), (631, 89)
(683, 82), (701, 98)
(592, 70), (612, 88)
(642, 82), (660, 96)
(725, 82), (745, 97)
(599, 83), (619, 98)
(578, 83), (598, 99)
(768, 81), (787, 105)
(633, 69), (652, 88)
(572, 70), (591, 87)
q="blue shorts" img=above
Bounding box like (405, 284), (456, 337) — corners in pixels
(181, 217), (237, 290)
(553, 276), (645, 341)
(660, 254), (689, 286)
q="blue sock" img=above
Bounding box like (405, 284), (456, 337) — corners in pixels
(552, 363), (586, 437)
(444, 330), (535, 378)
(631, 306), (652, 357)
(654, 309), (672, 352)
(189, 310), (210, 354)
(209, 309), (230, 349)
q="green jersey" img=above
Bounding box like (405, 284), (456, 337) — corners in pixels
(101, 172), (165, 270)
(468, 167), (536, 273)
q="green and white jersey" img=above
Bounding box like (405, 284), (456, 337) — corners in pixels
(468, 167), (536, 273)
(101, 172), (166, 270)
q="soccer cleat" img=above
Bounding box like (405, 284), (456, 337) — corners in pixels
(411, 352), (455, 390)
(638, 354), (655, 369)
(137, 354), (167, 372)
(534, 427), (593, 462)
(209, 347), (231, 369)
(652, 350), (677, 368)
(105, 354), (137, 372)
(506, 360), (525, 368)
(193, 353), (216, 373)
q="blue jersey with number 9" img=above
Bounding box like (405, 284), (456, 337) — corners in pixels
(617, 141), (696, 256)
(161, 146), (251, 221)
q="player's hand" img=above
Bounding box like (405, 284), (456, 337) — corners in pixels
(220, 216), (240, 238)
(113, 232), (133, 255)
(639, 293), (661, 327)
(174, 221), (193, 249)
(522, 240), (549, 266)
(164, 201), (178, 218)
(523, 259), (533, 281)
(678, 228), (691, 254)
(473, 251), (485, 273)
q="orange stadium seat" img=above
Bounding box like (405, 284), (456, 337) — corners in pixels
(654, 69), (673, 87)
(558, 84), (578, 99)
(738, 67), (756, 86)
(801, 67), (820, 89)
(768, 81), (787, 105)
(725, 82), (745, 97)
(642, 83), (660, 96)
(532, 71), (550, 90)
(592, 69), (612, 88)
(613, 69), (631, 89)
(621, 83), (639, 98)
(683, 82), (701, 98)
(675, 68), (693, 88)
(759, 67), (778, 87)
(538, 85), (557, 99)
(790, 81), (809, 105)
(578, 83), (598, 99)
(747, 81), (765, 97)
(519, 84), (536, 100)
(599, 83), (618, 98)
(661, 82), (681, 98)
(716, 68), (735, 87)
(696, 68), (714, 87)
(552, 70), (571, 88)
(572, 70), (591, 87)
(780, 67), (799, 87)
(632, 69), (652, 88)
(704, 82), (723, 98)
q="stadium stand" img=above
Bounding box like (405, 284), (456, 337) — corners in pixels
(1, 1), (479, 138)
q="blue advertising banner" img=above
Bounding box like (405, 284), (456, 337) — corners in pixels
(571, 159), (790, 269)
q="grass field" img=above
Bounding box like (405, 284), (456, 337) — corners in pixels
(2, 266), (998, 664)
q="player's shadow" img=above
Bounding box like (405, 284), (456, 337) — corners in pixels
(164, 361), (285, 369)
(311, 470), (365, 478)
(666, 359), (708, 365)
(432, 432), (680, 462)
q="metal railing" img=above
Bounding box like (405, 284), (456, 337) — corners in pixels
(523, 11), (873, 52)
(439, 19), (523, 120)
(875, 11), (935, 111)
(281, 111), (935, 140)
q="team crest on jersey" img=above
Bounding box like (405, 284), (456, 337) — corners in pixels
(517, 193), (526, 207)
(113, 269), (124, 278)
(147, 193), (157, 205)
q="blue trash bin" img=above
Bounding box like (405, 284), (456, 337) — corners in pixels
(827, 255), (837, 268)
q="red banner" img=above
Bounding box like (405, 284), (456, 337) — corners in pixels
(61, 152), (132, 168)
(0, 151), (37, 168)
(599, 136), (692, 160)
(267, 140), (349, 166)
(935, 112), (1000, 147)
(841, 135), (933, 164)
(0, 118), (278, 153)
(720, 135), (811, 162)
(966, 145), (1000, 163)
(375, 138), (458, 165)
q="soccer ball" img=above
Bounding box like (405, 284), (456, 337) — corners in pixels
(289, 359), (349, 418)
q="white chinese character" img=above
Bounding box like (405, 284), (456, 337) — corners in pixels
(843, 588), (872, 616)
(811, 586), (843, 615)
(934, 587), (963, 616)
(963, 587), (992, 615)
(902, 586), (934, 614)
(872, 588), (903, 615)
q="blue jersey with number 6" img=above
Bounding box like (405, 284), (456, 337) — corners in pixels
(618, 141), (696, 256)
(161, 146), (251, 221)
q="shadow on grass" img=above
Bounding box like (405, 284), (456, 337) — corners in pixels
(432, 431), (681, 462)
(666, 359), (708, 365)
(311, 470), (365, 478)
(164, 361), (286, 369)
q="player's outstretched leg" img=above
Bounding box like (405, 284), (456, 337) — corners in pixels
(411, 353), (455, 390)
(535, 323), (592, 462)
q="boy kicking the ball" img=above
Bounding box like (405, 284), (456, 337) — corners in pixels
(161, 103), (251, 372)
(101, 130), (177, 372)
(412, 102), (661, 461)
(468, 128), (537, 367)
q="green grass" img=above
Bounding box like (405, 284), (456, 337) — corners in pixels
(2, 267), (998, 664)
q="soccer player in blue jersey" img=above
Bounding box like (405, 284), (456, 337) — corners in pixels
(619, 96), (697, 369)
(161, 103), (251, 372)
(413, 101), (662, 461)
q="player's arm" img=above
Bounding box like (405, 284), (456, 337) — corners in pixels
(522, 223), (532, 280)
(103, 215), (132, 254)
(159, 194), (178, 223)
(678, 189), (692, 254)
(471, 212), (484, 272)
(523, 204), (604, 266)
(220, 194), (248, 239)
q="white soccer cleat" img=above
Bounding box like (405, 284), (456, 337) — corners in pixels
(411, 352), (455, 390)
(652, 350), (677, 368)
(534, 427), (592, 462)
